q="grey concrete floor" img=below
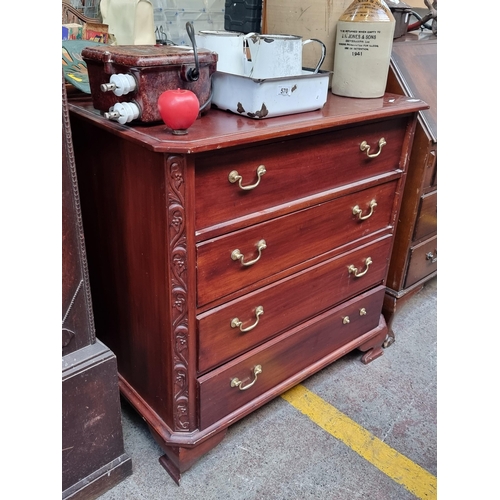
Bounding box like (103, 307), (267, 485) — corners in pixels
(99, 277), (437, 500)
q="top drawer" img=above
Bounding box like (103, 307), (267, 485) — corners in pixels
(413, 191), (437, 241)
(422, 147), (437, 192)
(194, 117), (408, 235)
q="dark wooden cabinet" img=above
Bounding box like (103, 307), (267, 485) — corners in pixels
(383, 33), (437, 343)
(62, 77), (132, 499)
(69, 92), (426, 484)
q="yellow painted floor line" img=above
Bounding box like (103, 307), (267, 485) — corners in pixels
(281, 384), (437, 500)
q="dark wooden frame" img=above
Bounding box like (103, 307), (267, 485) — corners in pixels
(62, 75), (132, 499)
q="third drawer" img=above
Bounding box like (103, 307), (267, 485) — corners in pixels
(405, 235), (437, 288)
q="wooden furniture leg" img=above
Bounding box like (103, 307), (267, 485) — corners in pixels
(382, 284), (425, 348)
(148, 426), (227, 485)
(358, 315), (388, 364)
(382, 294), (397, 348)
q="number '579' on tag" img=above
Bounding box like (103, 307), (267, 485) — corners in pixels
(277, 86), (293, 97)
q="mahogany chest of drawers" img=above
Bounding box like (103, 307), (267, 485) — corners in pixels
(69, 92), (426, 484)
(383, 34), (437, 343)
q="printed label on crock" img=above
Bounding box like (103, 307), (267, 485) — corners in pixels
(340, 0), (392, 22)
(337, 27), (383, 56)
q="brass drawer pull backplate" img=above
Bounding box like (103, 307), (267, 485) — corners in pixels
(426, 251), (437, 264)
(231, 306), (264, 332)
(352, 199), (377, 220)
(344, 308), (368, 325)
(231, 239), (267, 267)
(348, 257), (373, 278)
(231, 365), (263, 391)
(228, 165), (267, 191)
(360, 138), (386, 158)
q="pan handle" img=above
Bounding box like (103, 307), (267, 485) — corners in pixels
(185, 21), (200, 81)
(302, 38), (326, 73)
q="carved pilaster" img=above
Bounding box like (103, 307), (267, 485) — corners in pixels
(167, 156), (190, 431)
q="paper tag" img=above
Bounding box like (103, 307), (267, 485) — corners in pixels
(276, 85), (293, 97)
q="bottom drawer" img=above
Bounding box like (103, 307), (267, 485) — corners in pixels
(405, 235), (437, 288)
(198, 285), (386, 429)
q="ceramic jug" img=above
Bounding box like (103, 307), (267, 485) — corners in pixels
(331, 0), (395, 98)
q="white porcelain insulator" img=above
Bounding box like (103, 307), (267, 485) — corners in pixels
(109, 73), (137, 96)
(110, 102), (140, 124)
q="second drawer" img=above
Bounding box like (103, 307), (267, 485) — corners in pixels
(197, 181), (397, 306)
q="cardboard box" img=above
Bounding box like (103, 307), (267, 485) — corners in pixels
(404, 0), (426, 6)
(84, 23), (109, 44)
(62, 23), (83, 40)
(265, 0), (352, 75)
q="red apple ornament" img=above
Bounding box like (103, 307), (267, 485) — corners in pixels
(157, 88), (200, 135)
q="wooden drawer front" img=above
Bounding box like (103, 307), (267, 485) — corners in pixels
(194, 117), (407, 233)
(197, 181), (397, 306)
(197, 236), (392, 373)
(413, 191), (437, 241)
(405, 235), (437, 288)
(198, 286), (386, 429)
(422, 147), (437, 191)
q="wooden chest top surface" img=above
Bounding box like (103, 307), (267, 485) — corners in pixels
(69, 92), (427, 154)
